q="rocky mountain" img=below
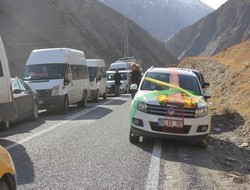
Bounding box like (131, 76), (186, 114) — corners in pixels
(0, 0), (179, 77)
(98, 0), (213, 41)
(180, 39), (250, 146)
(165, 0), (250, 59)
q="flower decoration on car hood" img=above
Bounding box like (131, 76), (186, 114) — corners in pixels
(155, 93), (198, 109)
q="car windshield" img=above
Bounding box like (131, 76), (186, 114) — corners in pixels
(120, 73), (128, 80)
(88, 67), (97, 82)
(23, 64), (66, 80)
(140, 72), (202, 95)
(107, 73), (115, 81)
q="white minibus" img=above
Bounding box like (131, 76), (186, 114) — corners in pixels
(22, 48), (89, 114)
(86, 59), (107, 102)
(0, 36), (17, 130)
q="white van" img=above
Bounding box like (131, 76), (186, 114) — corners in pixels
(109, 61), (131, 71)
(22, 48), (89, 114)
(0, 36), (17, 130)
(86, 59), (107, 102)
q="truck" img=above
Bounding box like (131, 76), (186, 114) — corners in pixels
(109, 56), (142, 72)
(0, 36), (17, 130)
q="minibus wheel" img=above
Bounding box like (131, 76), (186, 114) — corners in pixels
(94, 90), (99, 103)
(0, 121), (10, 131)
(0, 181), (9, 190)
(62, 96), (69, 114)
(103, 89), (107, 100)
(77, 91), (87, 108)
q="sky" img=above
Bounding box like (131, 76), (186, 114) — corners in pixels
(201, 0), (228, 9)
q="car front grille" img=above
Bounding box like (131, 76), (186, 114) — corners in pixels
(36, 90), (50, 98)
(150, 122), (191, 134)
(147, 104), (196, 118)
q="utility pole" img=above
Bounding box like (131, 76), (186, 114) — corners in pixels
(123, 18), (129, 57)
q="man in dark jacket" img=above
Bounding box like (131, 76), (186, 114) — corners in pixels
(113, 69), (121, 96)
(130, 63), (142, 99)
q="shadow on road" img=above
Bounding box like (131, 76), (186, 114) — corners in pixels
(0, 139), (34, 186)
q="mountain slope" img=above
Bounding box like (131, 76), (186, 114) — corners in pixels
(179, 39), (250, 144)
(0, 0), (179, 77)
(165, 0), (250, 59)
(98, 0), (213, 41)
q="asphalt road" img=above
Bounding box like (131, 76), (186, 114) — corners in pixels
(1, 94), (249, 190)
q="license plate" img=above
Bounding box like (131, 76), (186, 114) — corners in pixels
(158, 118), (183, 128)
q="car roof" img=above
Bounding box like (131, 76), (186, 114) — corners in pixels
(145, 67), (196, 77)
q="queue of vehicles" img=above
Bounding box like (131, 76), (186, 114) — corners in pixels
(1, 36), (212, 189)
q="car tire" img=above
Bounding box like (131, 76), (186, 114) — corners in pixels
(0, 120), (10, 131)
(62, 96), (69, 114)
(77, 91), (87, 108)
(103, 89), (107, 100)
(30, 101), (39, 120)
(195, 137), (209, 148)
(129, 129), (139, 143)
(0, 181), (9, 190)
(94, 90), (99, 103)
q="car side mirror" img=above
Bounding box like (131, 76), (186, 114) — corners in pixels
(130, 84), (138, 90)
(202, 82), (210, 88)
(13, 89), (22, 94)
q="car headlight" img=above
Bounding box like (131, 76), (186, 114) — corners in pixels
(195, 106), (208, 118)
(51, 85), (59, 96)
(137, 101), (148, 113)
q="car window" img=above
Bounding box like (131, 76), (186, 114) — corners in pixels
(17, 80), (26, 91)
(107, 73), (114, 81)
(12, 79), (20, 90)
(179, 75), (201, 95)
(120, 73), (128, 80)
(140, 72), (202, 95)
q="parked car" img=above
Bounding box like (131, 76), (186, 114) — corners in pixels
(107, 71), (115, 95)
(119, 70), (132, 94)
(0, 145), (17, 190)
(185, 68), (210, 89)
(0, 77), (39, 131)
(129, 67), (211, 148)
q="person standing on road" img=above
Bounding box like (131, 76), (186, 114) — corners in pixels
(130, 63), (142, 99)
(114, 69), (121, 96)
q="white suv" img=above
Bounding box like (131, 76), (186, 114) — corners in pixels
(130, 67), (211, 148)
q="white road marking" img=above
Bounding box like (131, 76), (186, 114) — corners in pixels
(6, 99), (115, 151)
(145, 139), (162, 190)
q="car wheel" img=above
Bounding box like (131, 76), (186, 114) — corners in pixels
(129, 129), (139, 143)
(62, 96), (69, 114)
(0, 181), (9, 190)
(0, 120), (10, 131)
(77, 91), (87, 108)
(103, 89), (107, 100)
(30, 101), (39, 120)
(94, 90), (99, 103)
(195, 137), (209, 148)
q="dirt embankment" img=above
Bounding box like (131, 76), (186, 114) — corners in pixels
(179, 40), (250, 147)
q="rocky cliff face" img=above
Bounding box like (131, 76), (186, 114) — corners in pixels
(0, 0), (179, 77)
(98, 0), (213, 41)
(179, 40), (250, 145)
(166, 0), (250, 60)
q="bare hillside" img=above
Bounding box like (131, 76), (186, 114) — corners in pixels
(180, 40), (250, 146)
(0, 0), (179, 77)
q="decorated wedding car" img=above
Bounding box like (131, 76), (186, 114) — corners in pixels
(129, 67), (211, 148)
